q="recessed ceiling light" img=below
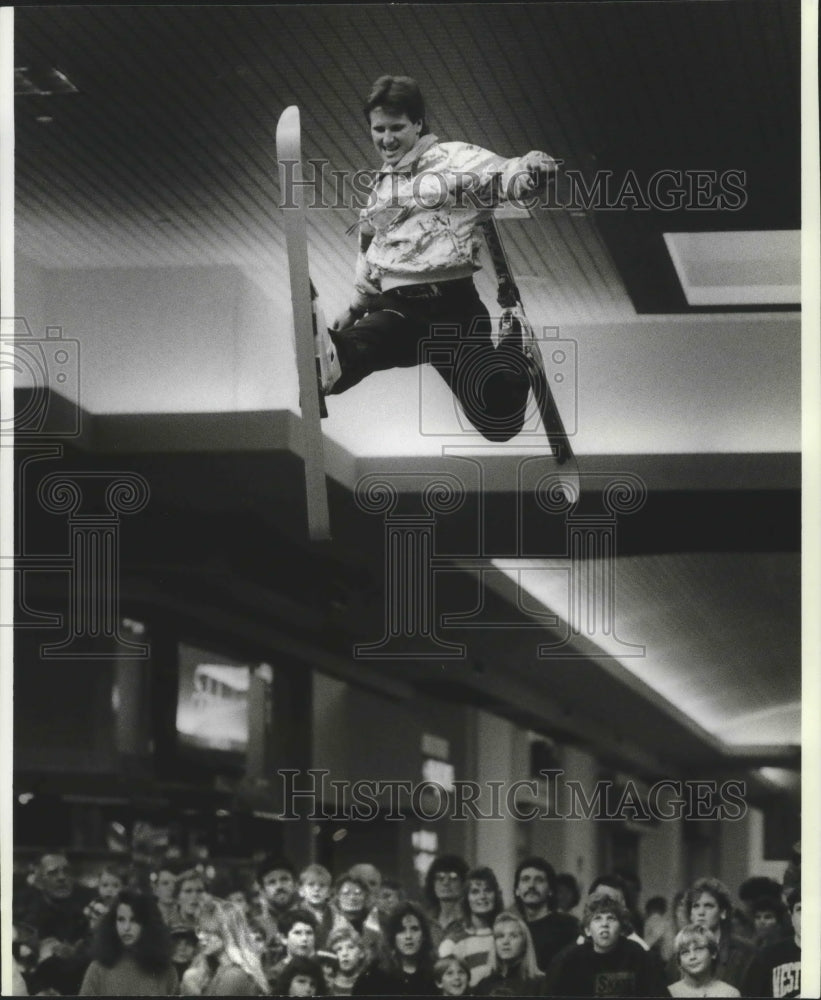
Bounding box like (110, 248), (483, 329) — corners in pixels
(15, 66), (78, 96)
(664, 230), (800, 306)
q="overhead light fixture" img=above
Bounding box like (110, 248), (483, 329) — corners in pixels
(15, 66), (79, 96)
(755, 767), (801, 792)
(664, 230), (800, 306)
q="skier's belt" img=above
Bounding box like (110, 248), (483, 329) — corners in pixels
(388, 277), (473, 300)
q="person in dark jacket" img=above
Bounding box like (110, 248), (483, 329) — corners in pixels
(14, 853), (94, 947)
(512, 856), (579, 973)
(742, 889), (801, 998)
(546, 893), (667, 997)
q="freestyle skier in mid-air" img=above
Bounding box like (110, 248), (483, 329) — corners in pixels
(322, 75), (559, 443)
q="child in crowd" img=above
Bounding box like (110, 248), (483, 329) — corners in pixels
(666, 878), (755, 990)
(547, 893), (667, 997)
(276, 955), (328, 996)
(668, 924), (740, 997)
(169, 923), (198, 981)
(326, 926), (368, 995)
(298, 863), (337, 948)
(95, 865), (125, 905)
(434, 955), (470, 996)
(263, 906), (320, 986)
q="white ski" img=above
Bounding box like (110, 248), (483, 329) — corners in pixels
(276, 105), (332, 541)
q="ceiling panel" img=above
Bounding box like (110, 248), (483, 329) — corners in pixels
(15, 2), (801, 324)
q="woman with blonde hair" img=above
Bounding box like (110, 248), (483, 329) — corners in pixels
(474, 910), (545, 995)
(181, 897), (269, 995)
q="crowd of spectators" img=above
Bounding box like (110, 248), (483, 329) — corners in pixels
(10, 844), (801, 996)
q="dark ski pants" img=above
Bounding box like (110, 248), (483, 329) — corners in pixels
(327, 278), (531, 442)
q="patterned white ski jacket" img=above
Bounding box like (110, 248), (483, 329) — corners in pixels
(350, 134), (554, 311)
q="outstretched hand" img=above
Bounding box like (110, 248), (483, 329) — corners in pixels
(511, 151), (559, 200)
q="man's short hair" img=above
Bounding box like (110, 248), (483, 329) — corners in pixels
(256, 856), (296, 884)
(278, 907), (318, 936)
(785, 888), (801, 912)
(583, 892), (632, 933)
(363, 75), (427, 133)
